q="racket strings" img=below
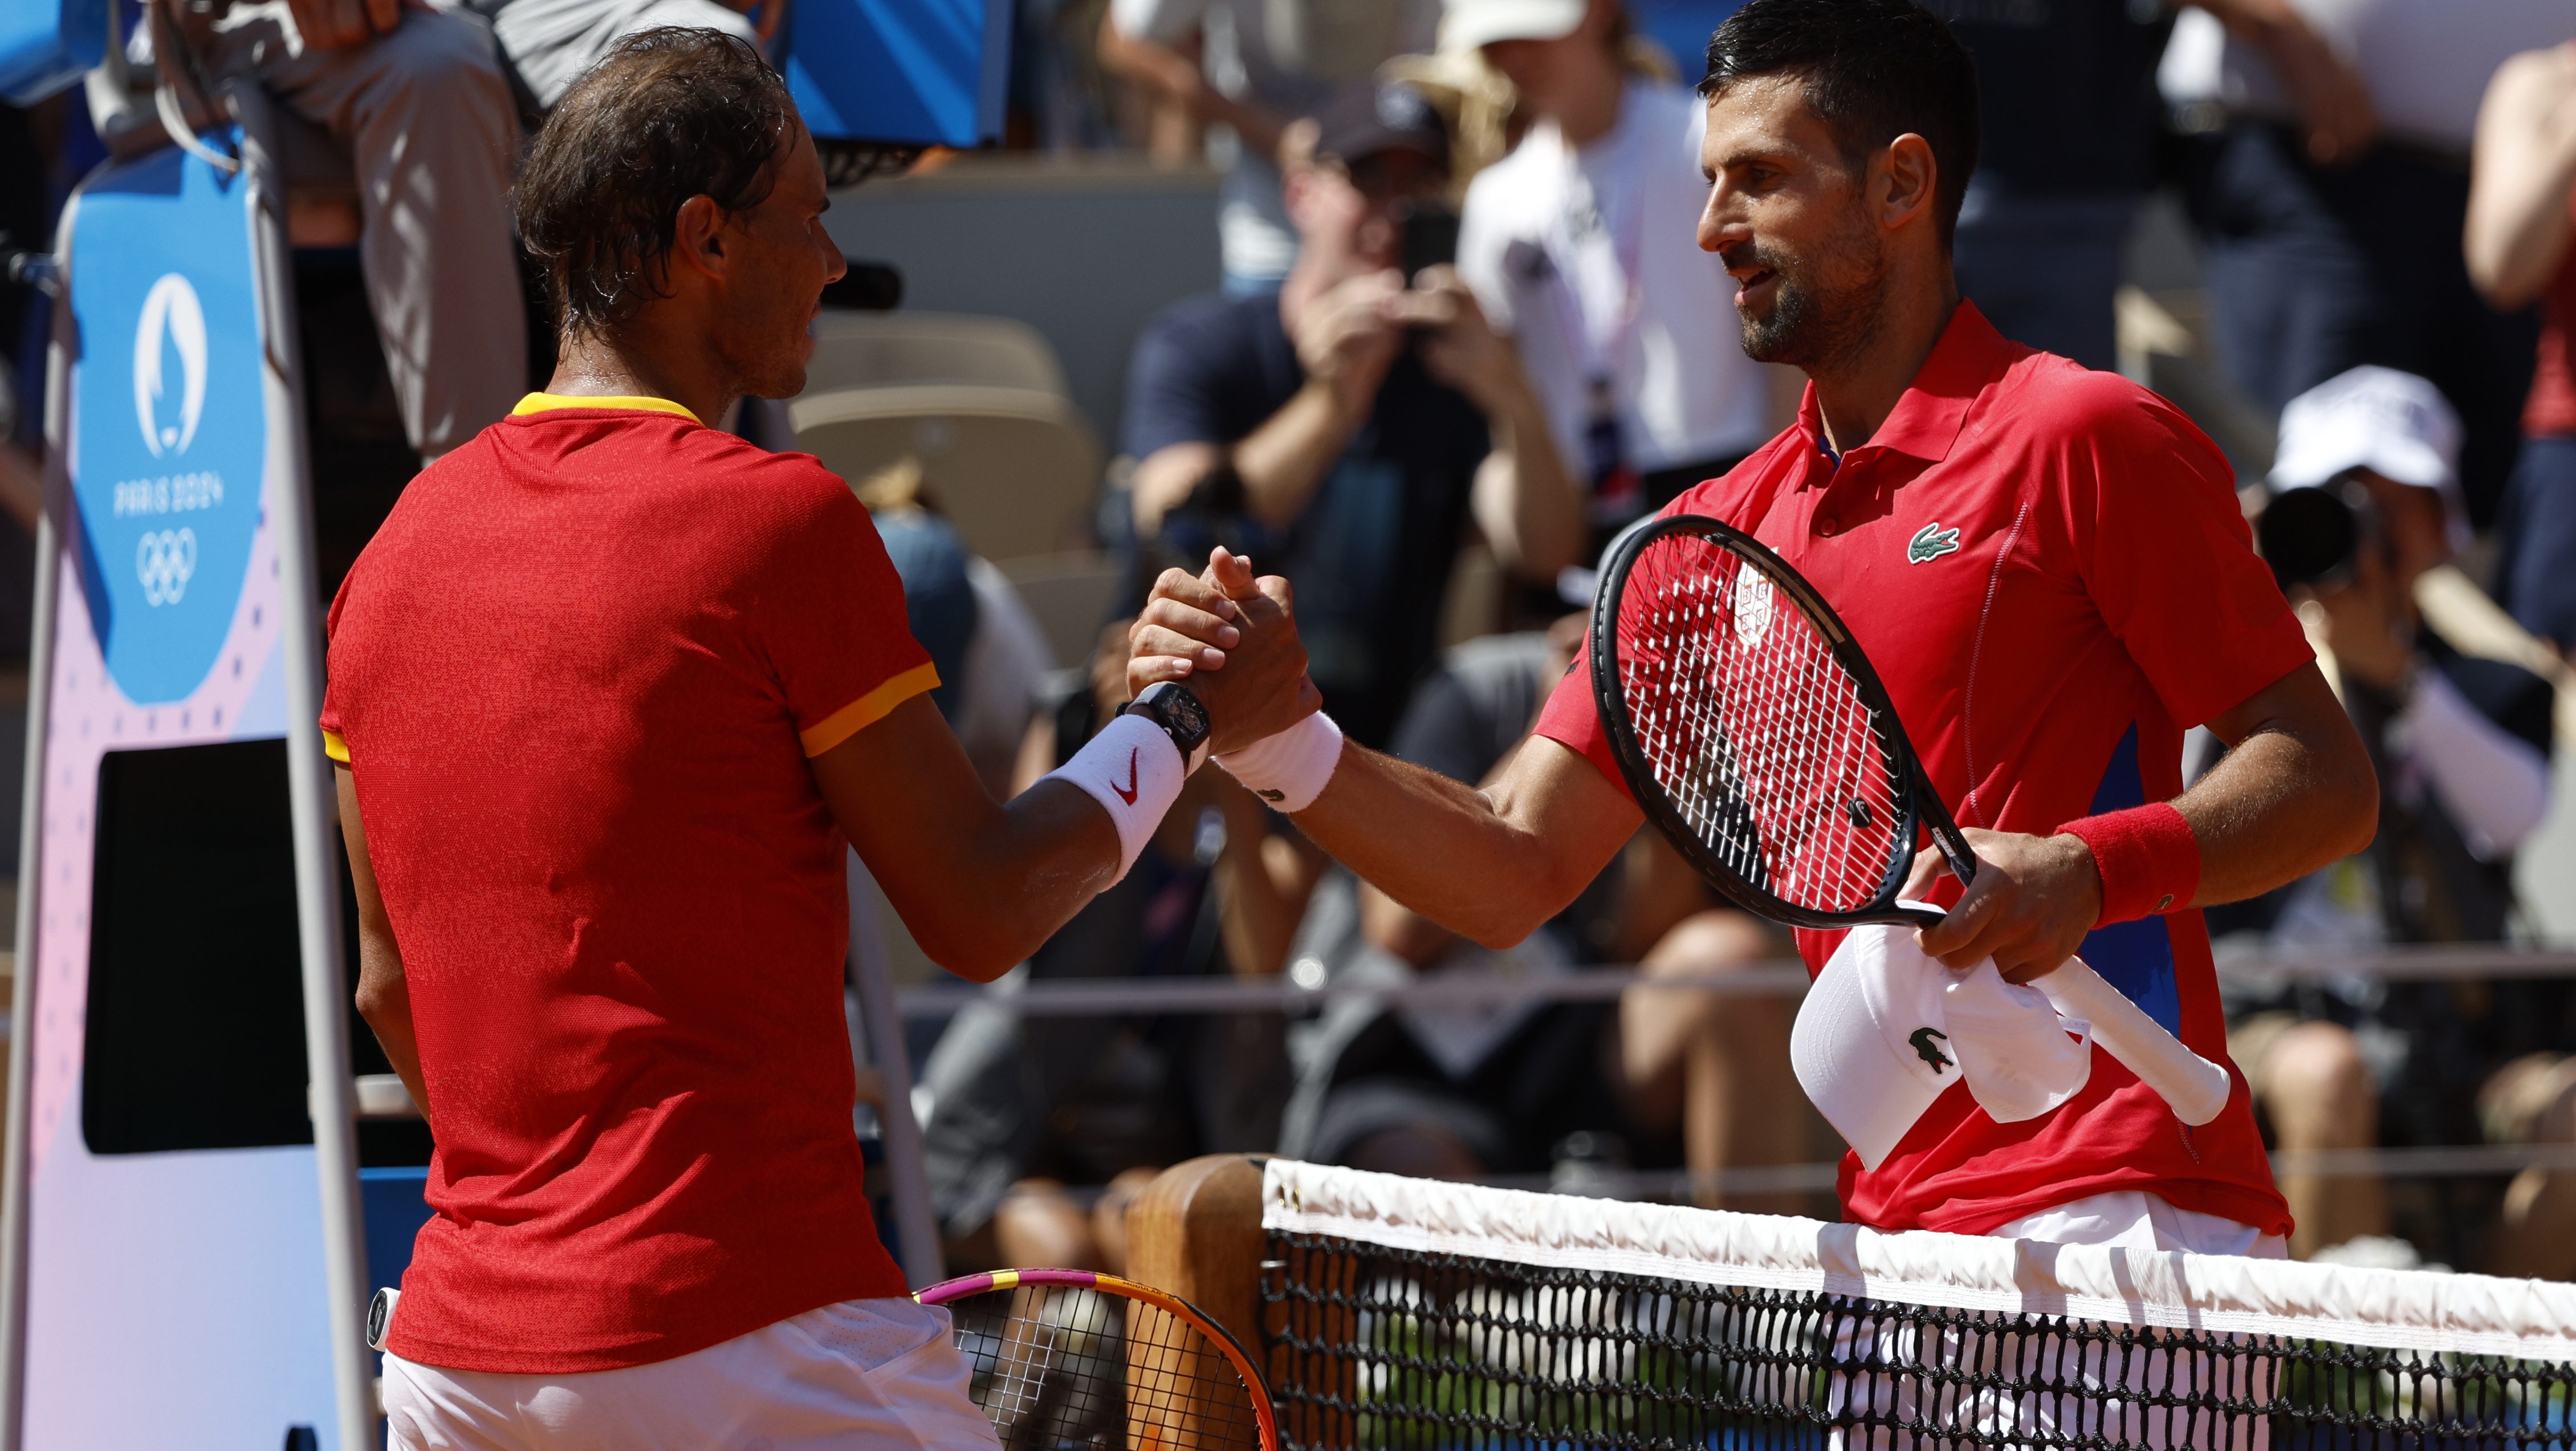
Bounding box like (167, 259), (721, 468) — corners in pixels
(949, 1285), (1260, 1450)
(1616, 535), (1906, 916)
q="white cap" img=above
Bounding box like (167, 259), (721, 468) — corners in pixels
(1441, 0), (1586, 52)
(1792, 921), (1958, 1169)
(1940, 961), (2090, 1124)
(2270, 365), (2470, 552)
(1792, 918), (2090, 1168)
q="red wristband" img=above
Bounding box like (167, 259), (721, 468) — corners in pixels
(2057, 803), (2200, 926)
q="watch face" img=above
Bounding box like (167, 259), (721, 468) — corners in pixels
(1160, 684), (1210, 745)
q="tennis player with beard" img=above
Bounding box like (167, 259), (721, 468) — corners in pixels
(323, 30), (1313, 1449)
(1137, 0), (2378, 1255)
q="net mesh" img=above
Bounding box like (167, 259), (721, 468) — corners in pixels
(946, 1281), (1263, 1450)
(1260, 1163), (2576, 1451)
(1608, 527), (1907, 917)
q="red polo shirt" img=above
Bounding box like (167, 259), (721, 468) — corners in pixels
(1535, 305), (2306, 1238)
(322, 395), (928, 1372)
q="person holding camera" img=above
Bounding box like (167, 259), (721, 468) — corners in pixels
(2224, 365), (2574, 1272)
(1448, 0), (1783, 562)
(1121, 78), (1581, 748)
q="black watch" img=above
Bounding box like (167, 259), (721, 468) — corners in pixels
(1124, 681), (1211, 763)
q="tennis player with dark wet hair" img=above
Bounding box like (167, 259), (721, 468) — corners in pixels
(1139, 0), (2378, 1256)
(322, 29), (1313, 1449)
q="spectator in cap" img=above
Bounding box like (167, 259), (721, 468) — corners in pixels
(1100, 0), (1439, 294)
(1448, 0), (1786, 567)
(2217, 365), (2573, 1272)
(1119, 77), (1582, 749)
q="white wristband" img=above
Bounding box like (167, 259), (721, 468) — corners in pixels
(1214, 710), (1343, 813)
(1041, 713), (1188, 882)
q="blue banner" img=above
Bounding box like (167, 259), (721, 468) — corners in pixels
(783, 0), (1006, 147)
(67, 139), (267, 706)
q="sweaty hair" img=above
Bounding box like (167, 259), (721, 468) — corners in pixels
(515, 28), (799, 335)
(1700, 0), (1980, 250)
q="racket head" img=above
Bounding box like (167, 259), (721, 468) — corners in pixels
(916, 1267), (1279, 1451)
(1590, 513), (1956, 929)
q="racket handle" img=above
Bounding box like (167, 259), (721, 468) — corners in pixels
(2035, 957), (2232, 1126)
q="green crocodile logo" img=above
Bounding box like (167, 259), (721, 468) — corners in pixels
(1907, 522), (1962, 564)
(1909, 1026), (1954, 1073)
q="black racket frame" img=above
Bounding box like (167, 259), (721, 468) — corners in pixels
(1589, 513), (1979, 930)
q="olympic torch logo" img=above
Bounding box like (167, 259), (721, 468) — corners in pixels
(134, 274), (207, 460)
(137, 528), (197, 606)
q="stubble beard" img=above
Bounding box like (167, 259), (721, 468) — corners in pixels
(1733, 233), (1890, 376)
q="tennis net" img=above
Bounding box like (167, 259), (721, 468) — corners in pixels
(1256, 1159), (2576, 1451)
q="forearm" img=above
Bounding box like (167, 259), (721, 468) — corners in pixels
(2174, 702), (2378, 905)
(1291, 739), (1626, 949)
(355, 964), (432, 1129)
(889, 781), (1121, 978)
(338, 765), (429, 1123)
(829, 697), (1123, 979)
(2467, 63), (2576, 306)
(1235, 380), (1364, 529)
(1096, 17), (1206, 103)
(2468, 192), (2575, 308)
(1471, 376), (1584, 580)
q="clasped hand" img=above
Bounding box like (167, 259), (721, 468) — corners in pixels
(1128, 547), (1321, 755)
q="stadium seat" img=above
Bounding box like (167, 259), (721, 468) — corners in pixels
(792, 311), (1102, 562)
(804, 310), (1071, 398)
(791, 385), (1101, 564)
(998, 550), (1125, 669)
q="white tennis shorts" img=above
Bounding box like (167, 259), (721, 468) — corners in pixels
(382, 1297), (1004, 1451)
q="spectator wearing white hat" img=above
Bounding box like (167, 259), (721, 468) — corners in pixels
(1448, 0), (1786, 565)
(2218, 365), (2574, 1272)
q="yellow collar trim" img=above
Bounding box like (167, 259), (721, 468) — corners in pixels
(512, 393), (702, 424)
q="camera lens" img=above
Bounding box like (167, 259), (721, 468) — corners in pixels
(2256, 486), (2361, 591)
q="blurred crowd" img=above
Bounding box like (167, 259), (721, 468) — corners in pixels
(8, 0), (2576, 1277)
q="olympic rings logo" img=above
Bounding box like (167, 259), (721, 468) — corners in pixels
(136, 527), (197, 607)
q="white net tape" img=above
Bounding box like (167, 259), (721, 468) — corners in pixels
(1261, 1159), (2576, 1364)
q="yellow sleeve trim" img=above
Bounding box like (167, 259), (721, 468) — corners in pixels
(322, 729), (350, 764)
(511, 393), (703, 424)
(799, 661), (940, 757)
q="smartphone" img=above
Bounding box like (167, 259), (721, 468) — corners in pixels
(1399, 205), (1460, 281)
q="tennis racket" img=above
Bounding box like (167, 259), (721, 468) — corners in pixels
(916, 1267), (1279, 1451)
(1589, 513), (2231, 1126)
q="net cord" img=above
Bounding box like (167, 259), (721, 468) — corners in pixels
(1259, 1160), (2576, 1365)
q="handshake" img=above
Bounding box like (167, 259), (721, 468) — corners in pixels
(1126, 546), (1334, 802)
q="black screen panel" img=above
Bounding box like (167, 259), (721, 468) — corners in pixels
(83, 739), (312, 1155)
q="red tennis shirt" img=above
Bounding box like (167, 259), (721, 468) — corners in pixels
(1535, 305), (2307, 1238)
(321, 395), (931, 1373)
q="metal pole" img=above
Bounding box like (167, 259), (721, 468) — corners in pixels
(846, 852), (942, 1286)
(234, 94), (373, 1451)
(0, 199), (73, 1451)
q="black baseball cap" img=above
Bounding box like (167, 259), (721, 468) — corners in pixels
(1311, 80), (1450, 171)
